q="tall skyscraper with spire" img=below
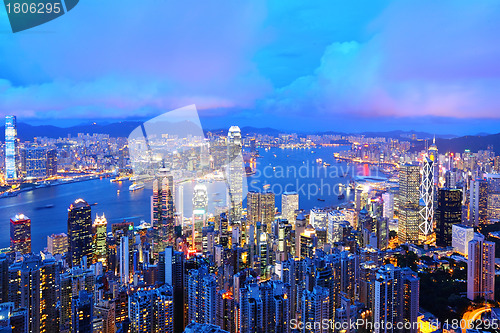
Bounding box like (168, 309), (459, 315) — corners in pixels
(227, 126), (243, 225)
(419, 156), (434, 237)
(5, 115), (18, 181)
(151, 171), (175, 258)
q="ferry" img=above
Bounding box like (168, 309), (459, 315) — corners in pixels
(323, 162), (331, 167)
(129, 183), (145, 191)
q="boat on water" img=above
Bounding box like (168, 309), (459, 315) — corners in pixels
(323, 162), (331, 167)
(35, 204), (55, 210)
(317, 198), (325, 202)
(129, 183), (145, 191)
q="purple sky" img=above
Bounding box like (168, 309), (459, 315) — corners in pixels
(1, 0), (500, 134)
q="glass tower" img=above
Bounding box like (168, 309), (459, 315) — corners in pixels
(5, 115), (18, 180)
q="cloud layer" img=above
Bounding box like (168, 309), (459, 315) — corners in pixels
(1, 0), (500, 132)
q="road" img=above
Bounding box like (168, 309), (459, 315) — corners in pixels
(462, 306), (491, 333)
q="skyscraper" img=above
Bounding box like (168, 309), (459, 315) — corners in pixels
(46, 149), (58, 177)
(419, 157), (434, 236)
(5, 115), (18, 181)
(93, 214), (108, 267)
(119, 236), (129, 285)
(47, 233), (68, 255)
(67, 199), (93, 267)
(151, 174), (175, 258)
(382, 192), (394, 220)
(10, 214), (31, 254)
(469, 179), (488, 226)
(72, 290), (94, 333)
(398, 164), (421, 244)
(227, 126), (243, 225)
(281, 192), (299, 223)
(435, 188), (462, 247)
(467, 233), (495, 301)
(246, 191), (275, 231)
(25, 147), (47, 179)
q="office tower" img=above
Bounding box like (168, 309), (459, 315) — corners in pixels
(25, 147), (47, 179)
(192, 183), (208, 251)
(452, 224), (474, 257)
(445, 170), (457, 189)
(59, 267), (96, 332)
(246, 191), (260, 225)
(72, 290), (93, 333)
(47, 233), (68, 255)
(5, 115), (18, 180)
(398, 164), (420, 244)
(94, 300), (116, 333)
(246, 191), (275, 230)
(45, 149), (57, 177)
(310, 208), (330, 230)
(282, 191), (299, 223)
(187, 268), (217, 325)
(428, 137), (439, 185)
(382, 192), (394, 220)
(227, 126), (243, 225)
(372, 265), (403, 332)
(93, 214), (107, 267)
(239, 284), (263, 333)
(184, 323), (229, 333)
(435, 188), (462, 247)
(419, 157), (434, 236)
(401, 268), (420, 333)
(302, 286), (330, 333)
(300, 227), (317, 259)
(119, 236), (129, 285)
(270, 281), (291, 333)
(129, 285), (174, 333)
(10, 214), (31, 254)
(467, 233), (495, 301)
(67, 199), (93, 268)
(469, 179), (488, 226)
(151, 175), (175, 258)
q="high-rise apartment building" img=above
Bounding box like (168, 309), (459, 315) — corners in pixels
(467, 233), (495, 301)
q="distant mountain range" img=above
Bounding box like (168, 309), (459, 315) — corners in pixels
(1, 122), (499, 154)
